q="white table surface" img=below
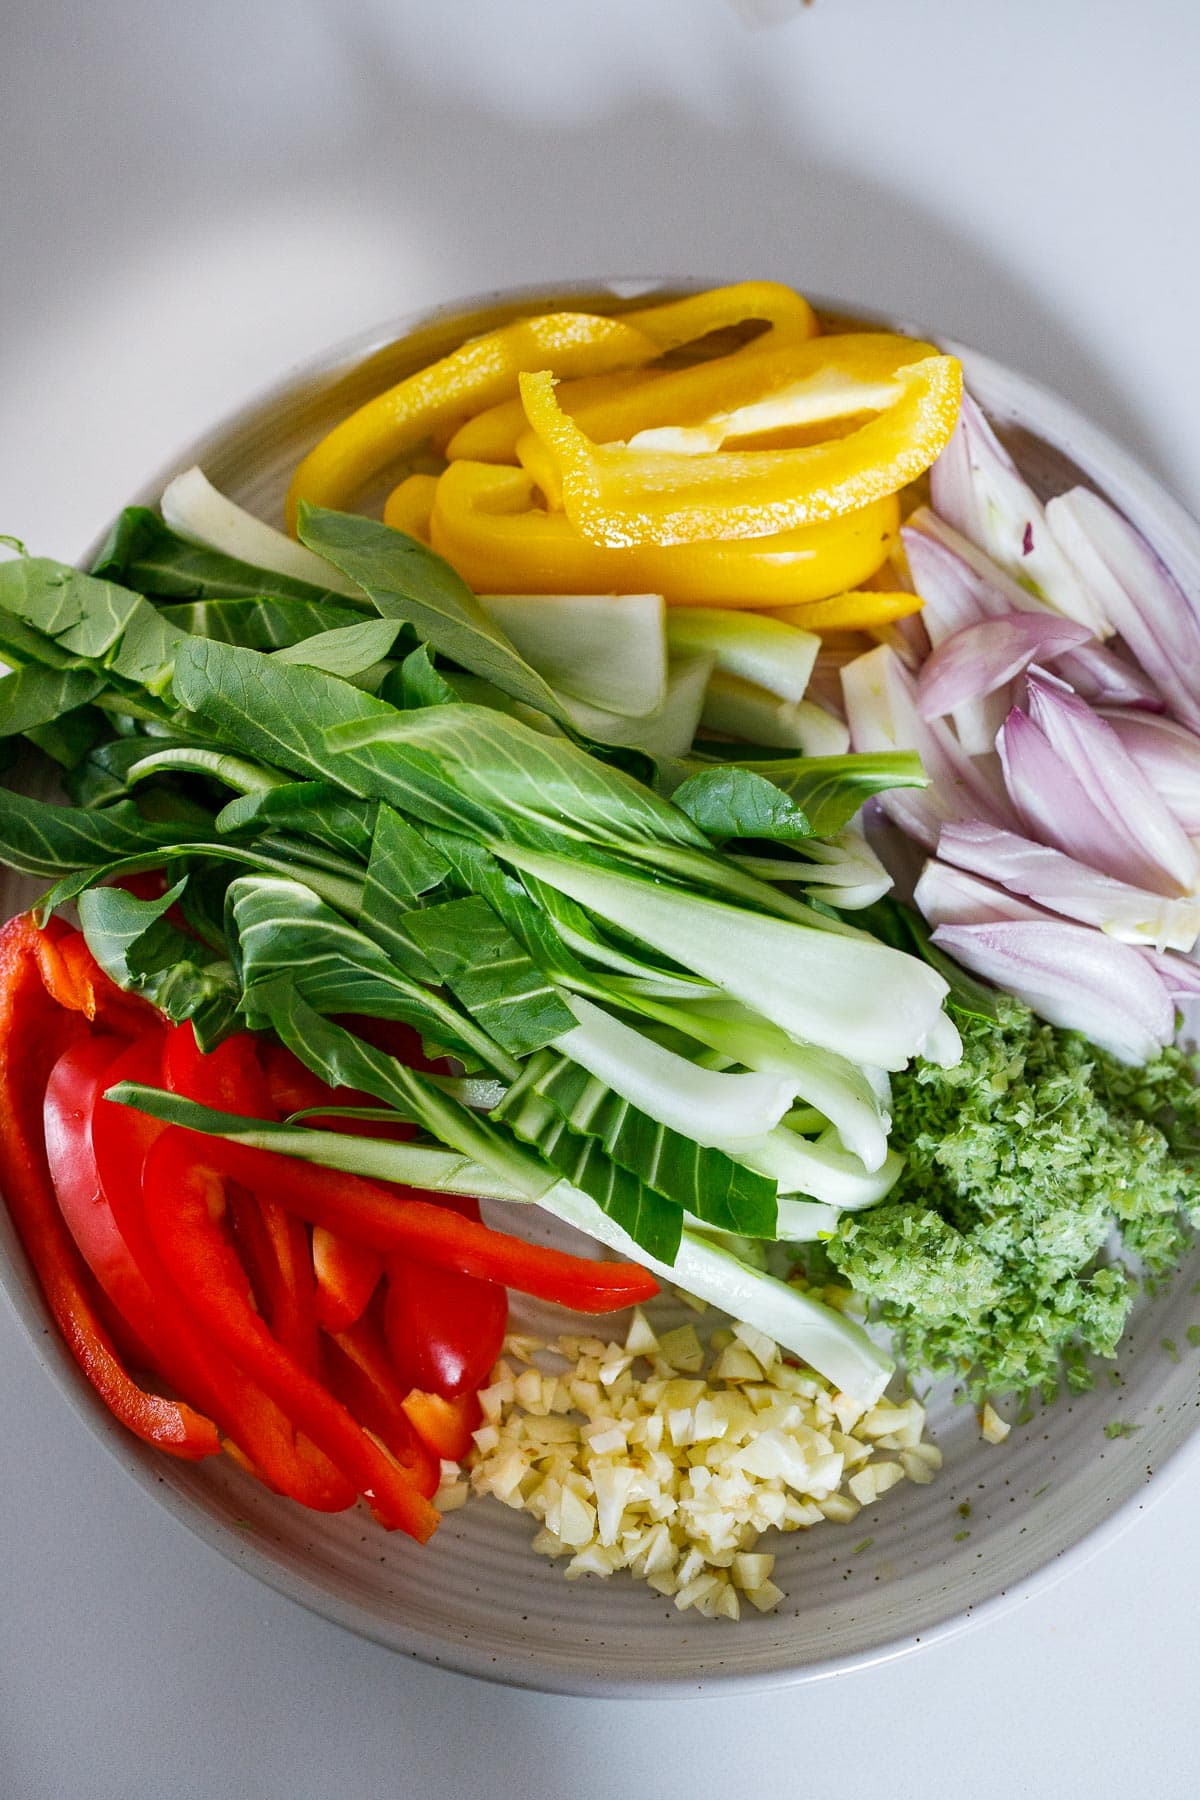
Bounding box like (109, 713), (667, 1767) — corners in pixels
(3, 3), (1198, 1793)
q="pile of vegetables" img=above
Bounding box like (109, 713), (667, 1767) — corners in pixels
(0, 279), (971, 1564)
(4, 278), (1199, 1611)
(0, 910), (663, 1535)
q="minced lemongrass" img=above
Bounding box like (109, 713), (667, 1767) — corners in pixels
(465, 1309), (940, 1620)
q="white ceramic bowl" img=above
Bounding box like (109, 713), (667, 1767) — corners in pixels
(4, 282), (1200, 1696)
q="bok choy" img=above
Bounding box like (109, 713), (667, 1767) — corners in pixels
(0, 487), (959, 1404)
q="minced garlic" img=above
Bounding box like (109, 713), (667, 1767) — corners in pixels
(461, 1309), (941, 1620)
(978, 1401), (1011, 1445)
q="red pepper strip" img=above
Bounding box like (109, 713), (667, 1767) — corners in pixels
(323, 1315), (439, 1497)
(166, 1134), (660, 1313)
(163, 1024), (274, 1115)
(142, 1128), (439, 1540)
(226, 1185), (321, 1375)
(384, 1259), (508, 1400)
(165, 1028), (322, 1374)
(0, 916), (220, 1460)
(312, 1225), (383, 1334)
(247, 1202), (318, 1368)
(27, 913), (152, 1033)
(401, 1390), (482, 1464)
(262, 1044), (414, 1144)
(43, 1036), (169, 1370)
(93, 1037), (356, 1511)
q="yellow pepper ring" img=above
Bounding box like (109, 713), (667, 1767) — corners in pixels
(382, 473), (439, 540)
(515, 431), (565, 510)
(286, 284), (822, 532)
(518, 355), (963, 548)
(381, 472), (909, 626)
(444, 369), (662, 464)
(423, 462), (899, 609)
(446, 333), (938, 467)
(284, 311), (664, 531)
(769, 591), (923, 632)
(622, 281), (818, 353)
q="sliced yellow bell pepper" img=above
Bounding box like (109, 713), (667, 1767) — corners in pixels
(444, 369), (662, 464)
(424, 462), (898, 608)
(284, 311), (663, 530)
(382, 474), (439, 540)
(447, 333), (938, 467)
(769, 591), (923, 631)
(518, 354), (962, 548)
(621, 281), (817, 353)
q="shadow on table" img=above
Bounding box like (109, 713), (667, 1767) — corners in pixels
(4, 1), (1165, 488)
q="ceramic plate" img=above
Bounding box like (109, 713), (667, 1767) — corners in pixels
(3, 282), (1199, 1695)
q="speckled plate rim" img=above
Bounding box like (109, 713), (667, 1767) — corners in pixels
(3, 277), (1199, 1698)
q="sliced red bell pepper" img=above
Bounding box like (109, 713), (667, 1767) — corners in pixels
(163, 1024), (274, 1116)
(165, 1132), (659, 1313)
(401, 1389), (482, 1464)
(43, 1035), (168, 1371)
(323, 1314), (439, 1497)
(141, 1127), (439, 1540)
(26, 912), (153, 1034)
(165, 1027), (323, 1373)
(227, 1184), (321, 1375)
(0, 915), (220, 1461)
(384, 1258), (507, 1400)
(263, 1042), (417, 1144)
(312, 1225), (383, 1334)
(92, 1035), (355, 1512)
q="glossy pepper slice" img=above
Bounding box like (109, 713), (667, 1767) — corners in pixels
(284, 283), (818, 526)
(322, 1314), (439, 1497)
(165, 1025), (323, 1371)
(226, 1184), (321, 1374)
(383, 1257), (508, 1400)
(43, 1034), (170, 1369)
(312, 1225), (383, 1334)
(155, 1129), (659, 1313)
(621, 281), (818, 354)
(26, 914), (152, 1033)
(49, 1034), (348, 1507)
(402, 1389), (482, 1464)
(284, 311), (663, 528)
(444, 371), (663, 464)
(94, 1038), (356, 1512)
(449, 333), (936, 466)
(382, 473), (440, 539)
(769, 589), (924, 632)
(425, 462), (899, 609)
(141, 1128), (438, 1539)
(262, 1040), (417, 1144)
(163, 1022), (273, 1116)
(517, 355), (963, 546)
(0, 916), (220, 1461)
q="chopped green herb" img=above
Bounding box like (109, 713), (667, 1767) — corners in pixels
(827, 999), (1200, 1404)
(1103, 1421), (1141, 1440)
